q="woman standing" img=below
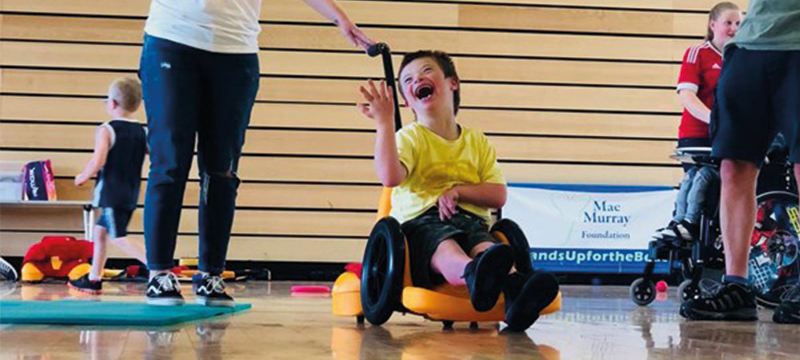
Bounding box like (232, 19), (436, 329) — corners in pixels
(140, 0), (374, 306)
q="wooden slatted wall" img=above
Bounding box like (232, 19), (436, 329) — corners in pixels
(0, 0), (747, 262)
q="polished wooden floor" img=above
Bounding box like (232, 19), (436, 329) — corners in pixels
(1, 281), (798, 360)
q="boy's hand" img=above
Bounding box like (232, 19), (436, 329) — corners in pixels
(74, 173), (88, 187)
(438, 187), (460, 221)
(358, 80), (394, 129)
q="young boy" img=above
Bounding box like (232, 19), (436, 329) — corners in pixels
(358, 50), (559, 331)
(69, 77), (148, 294)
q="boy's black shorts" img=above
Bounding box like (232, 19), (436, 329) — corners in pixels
(400, 207), (499, 289)
(96, 206), (136, 239)
(711, 46), (800, 167)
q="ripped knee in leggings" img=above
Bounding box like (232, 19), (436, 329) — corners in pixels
(200, 170), (240, 202)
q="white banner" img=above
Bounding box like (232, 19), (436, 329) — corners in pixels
(504, 185), (677, 273)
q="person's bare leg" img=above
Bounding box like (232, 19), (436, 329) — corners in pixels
(430, 240), (472, 286)
(110, 237), (148, 265)
(431, 240), (500, 286)
(89, 226), (108, 281)
(720, 159), (760, 277)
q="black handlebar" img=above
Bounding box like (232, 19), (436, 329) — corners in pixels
(367, 43), (402, 132)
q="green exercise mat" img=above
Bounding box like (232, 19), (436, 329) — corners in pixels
(0, 300), (251, 326)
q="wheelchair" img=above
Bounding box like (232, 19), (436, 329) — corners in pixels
(332, 189), (562, 329)
(630, 146), (800, 307)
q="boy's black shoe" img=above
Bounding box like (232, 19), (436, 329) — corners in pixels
(146, 272), (185, 306)
(462, 243), (514, 312)
(503, 271), (559, 332)
(680, 281), (757, 321)
(773, 284), (800, 324)
(195, 275), (235, 308)
(68, 274), (102, 295)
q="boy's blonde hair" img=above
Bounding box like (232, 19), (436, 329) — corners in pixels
(109, 77), (142, 112)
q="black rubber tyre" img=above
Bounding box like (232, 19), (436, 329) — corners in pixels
(491, 219), (535, 274)
(361, 217), (406, 326)
(678, 279), (700, 302)
(630, 278), (656, 306)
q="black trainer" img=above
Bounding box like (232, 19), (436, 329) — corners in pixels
(0, 257), (18, 282)
(502, 271), (559, 332)
(195, 275), (235, 308)
(68, 274), (102, 295)
(652, 221), (677, 240)
(146, 272), (185, 306)
(680, 281), (758, 321)
(758, 284), (793, 309)
(773, 284), (800, 324)
(462, 243), (514, 312)
(661, 220), (699, 242)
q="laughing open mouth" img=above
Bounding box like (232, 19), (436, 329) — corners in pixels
(415, 85), (434, 100)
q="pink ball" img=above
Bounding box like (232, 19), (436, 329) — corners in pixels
(656, 280), (668, 292)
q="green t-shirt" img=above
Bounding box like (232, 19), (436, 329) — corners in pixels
(728, 0), (800, 51)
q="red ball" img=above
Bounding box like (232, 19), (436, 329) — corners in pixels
(656, 280), (668, 292)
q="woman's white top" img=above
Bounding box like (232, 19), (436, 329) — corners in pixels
(145, 0), (262, 54)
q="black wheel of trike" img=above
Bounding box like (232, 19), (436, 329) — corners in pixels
(361, 217), (406, 325)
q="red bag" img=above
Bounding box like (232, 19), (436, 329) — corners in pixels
(22, 160), (57, 201)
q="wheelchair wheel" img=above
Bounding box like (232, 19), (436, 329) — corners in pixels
(748, 191), (800, 308)
(491, 219), (534, 274)
(677, 279), (700, 302)
(361, 217), (406, 326)
(630, 278), (656, 306)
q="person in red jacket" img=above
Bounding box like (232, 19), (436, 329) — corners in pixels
(654, 2), (741, 242)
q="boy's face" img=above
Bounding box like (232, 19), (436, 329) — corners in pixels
(105, 89), (117, 116)
(399, 57), (458, 115)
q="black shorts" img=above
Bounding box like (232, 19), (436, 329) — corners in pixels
(711, 46), (800, 167)
(400, 207), (499, 289)
(96, 206), (135, 238)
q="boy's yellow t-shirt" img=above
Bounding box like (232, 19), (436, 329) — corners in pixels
(390, 122), (506, 224)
